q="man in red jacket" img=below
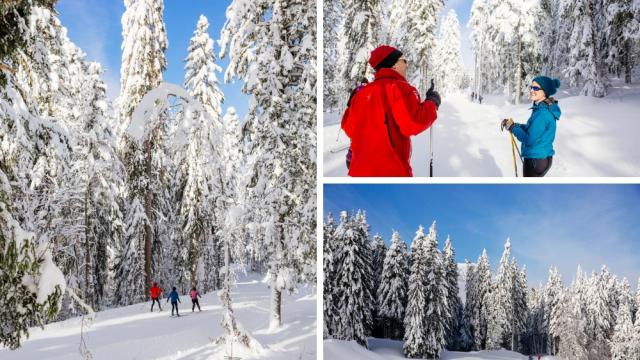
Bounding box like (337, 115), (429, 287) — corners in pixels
(149, 282), (162, 312)
(341, 45), (440, 177)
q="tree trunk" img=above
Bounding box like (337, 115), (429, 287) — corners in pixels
(84, 184), (91, 307)
(144, 139), (153, 289)
(271, 287), (282, 329)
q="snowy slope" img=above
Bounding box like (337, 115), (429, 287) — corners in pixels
(324, 80), (640, 177)
(1, 274), (316, 360)
(324, 338), (558, 360)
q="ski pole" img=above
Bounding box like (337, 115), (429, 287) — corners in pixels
(428, 79), (435, 177)
(510, 133), (518, 177)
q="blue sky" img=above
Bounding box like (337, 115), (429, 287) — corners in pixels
(324, 184), (640, 287)
(55, 0), (248, 119)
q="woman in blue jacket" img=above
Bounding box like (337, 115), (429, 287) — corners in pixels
(166, 287), (181, 317)
(502, 76), (562, 177)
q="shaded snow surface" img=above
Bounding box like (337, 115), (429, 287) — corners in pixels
(324, 80), (640, 177)
(325, 338), (559, 359)
(1, 273), (316, 359)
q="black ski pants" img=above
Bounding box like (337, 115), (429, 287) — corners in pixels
(191, 298), (201, 311)
(151, 297), (162, 311)
(171, 301), (179, 316)
(524, 157), (552, 177)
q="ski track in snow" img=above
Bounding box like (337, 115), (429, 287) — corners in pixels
(0, 274), (316, 360)
(324, 81), (640, 177)
(325, 338), (559, 360)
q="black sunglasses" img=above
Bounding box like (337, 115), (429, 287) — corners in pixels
(530, 86), (542, 91)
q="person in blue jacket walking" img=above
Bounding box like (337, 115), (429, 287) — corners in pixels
(502, 76), (562, 177)
(166, 287), (181, 317)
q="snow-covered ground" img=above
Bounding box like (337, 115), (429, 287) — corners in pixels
(324, 80), (640, 177)
(1, 274), (316, 360)
(324, 338), (558, 360)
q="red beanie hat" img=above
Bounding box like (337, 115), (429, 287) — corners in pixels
(369, 45), (403, 70)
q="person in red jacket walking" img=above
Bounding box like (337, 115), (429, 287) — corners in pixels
(149, 282), (162, 312)
(341, 45), (440, 177)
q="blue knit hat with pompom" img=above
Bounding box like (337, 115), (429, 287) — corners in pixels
(533, 76), (561, 97)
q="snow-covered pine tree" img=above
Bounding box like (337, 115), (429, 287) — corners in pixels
(405, 0), (444, 92)
(185, 15), (224, 121)
(332, 211), (374, 347)
(611, 282), (635, 359)
(181, 14), (225, 291)
(323, 0), (343, 112)
(370, 233), (386, 336)
(564, 0), (609, 96)
(512, 261), (528, 353)
(337, 0), (382, 109)
(404, 225), (430, 357)
(118, 0), (168, 291)
(487, 238), (514, 350)
(606, 0), (637, 83)
(323, 213), (338, 338)
(377, 230), (409, 340)
(220, 0), (317, 330)
(114, 198), (148, 306)
(538, 0), (561, 75)
(404, 221), (448, 358)
(0, 171), (65, 349)
(475, 249), (493, 350)
(384, 0), (408, 47)
(545, 266), (563, 355)
(469, 0), (489, 97)
(432, 10), (466, 95)
(585, 267), (616, 359)
(555, 267), (589, 359)
(463, 259), (480, 349)
(443, 236), (462, 349)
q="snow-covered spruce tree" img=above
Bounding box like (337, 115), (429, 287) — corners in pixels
(463, 259), (480, 349)
(323, 0), (343, 112)
(332, 211), (374, 347)
(564, 0), (608, 97)
(370, 233), (387, 336)
(538, 0), (561, 75)
(0, 0), (56, 86)
(384, 0), (408, 48)
(404, 222), (448, 358)
(377, 230), (409, 340)
(114, 198), (148, 306)
(405, 0), (444, 92)
(487, 238), (514, 350)
(323, 213), (338, 338)
(545, 266), (563, 355)
(0, 171), (65, 349)
(611, 283), (635, 359)
(73, 62), (124, 310)
(338, 0), (382, 108)
(475, 249), (493, 350)
(512, 261), (528, 352)
(118, 0), (167, 290)
(220, 0), (317, 330)
(554, 266), (589, 359)
(585, 267), (617, 359)
(432, 10), (466, 95)
(422, 221), (449, 358)
(606, 0), (638, 83)
(404, 225), (430, 357)
(181, 14), (225, 291)
(469, 0), (489, 97)
(442, 236), (462, 350)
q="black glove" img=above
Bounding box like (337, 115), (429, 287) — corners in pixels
(500, 118), (515, 131)
(425, 79), (440, 108)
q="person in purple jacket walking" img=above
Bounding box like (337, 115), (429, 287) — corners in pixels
(190, 286), (201, 312)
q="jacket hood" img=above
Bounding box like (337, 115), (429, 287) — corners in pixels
(532, 101), (561, 120)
